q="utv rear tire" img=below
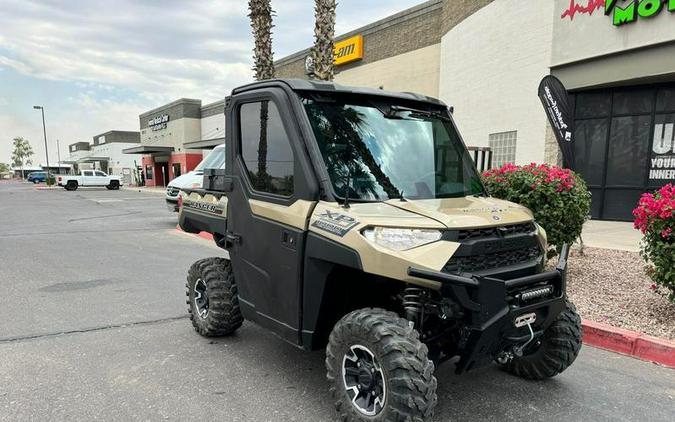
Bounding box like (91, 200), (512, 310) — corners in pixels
(326, 308), (437, 422)
(186, 257), (243, 337)
(502, 301), (582, 380)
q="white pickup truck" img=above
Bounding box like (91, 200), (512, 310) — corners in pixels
(57, 170), (122, 191)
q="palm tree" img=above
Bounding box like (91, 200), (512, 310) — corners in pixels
(311, 0), (336, 81)
(248, 0), (275, 190)
(11, 137), (34, 180)
(248, 0), (275, 81)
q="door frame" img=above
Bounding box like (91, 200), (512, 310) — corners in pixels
(224, 87), (320, 345)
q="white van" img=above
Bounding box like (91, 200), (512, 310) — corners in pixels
(166, 145), (225, 212)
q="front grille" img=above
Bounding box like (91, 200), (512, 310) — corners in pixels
(444, 246), (541, 273)
(167, 186), (180, 197)
(457, 222), (535, 242)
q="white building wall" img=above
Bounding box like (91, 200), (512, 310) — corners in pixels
(200, 114), (225, 141)
(90, 142), (138, 175)
(439, 0), (554, 165)
(335, 44), (440, 98)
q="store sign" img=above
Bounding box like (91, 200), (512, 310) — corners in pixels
(606, 0), (675, 26)
(561, 0), (674, 26)
(148, 114), (170, 131)
(334, 35), (363, 66)
(650, 123), (675, 180)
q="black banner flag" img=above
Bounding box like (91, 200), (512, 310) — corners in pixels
(538, 75), (574, 166)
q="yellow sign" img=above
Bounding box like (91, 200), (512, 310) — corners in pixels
(334, 35), (363, 66)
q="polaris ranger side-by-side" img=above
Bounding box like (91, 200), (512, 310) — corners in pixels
(178, 79), (582, 421)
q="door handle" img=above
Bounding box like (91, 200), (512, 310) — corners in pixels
(226, 232), (242, 245)
(281, 230), (296, 249)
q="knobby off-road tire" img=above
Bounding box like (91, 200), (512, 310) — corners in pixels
(186, 257), (243, 337)
(326, 308), (437, 422)
(502, 301), (583, 380)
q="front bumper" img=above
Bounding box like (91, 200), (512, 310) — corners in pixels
(408, 243), (570, 374)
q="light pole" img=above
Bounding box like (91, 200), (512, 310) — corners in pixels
(56, 139), (61, 174)
(33, 106), (50, 182)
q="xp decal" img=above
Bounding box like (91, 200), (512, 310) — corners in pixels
(311, 210), (359, 236)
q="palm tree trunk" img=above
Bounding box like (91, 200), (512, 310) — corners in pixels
(248, 0), (275, 190)
(311, 0), (336, 81)
(256, 101), (269, 190)
(248, 0), (275, 80)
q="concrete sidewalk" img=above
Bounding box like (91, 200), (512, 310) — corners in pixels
(122, 185), (166, 195)
(580, 220), (642, 252)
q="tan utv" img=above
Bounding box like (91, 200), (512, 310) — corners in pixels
(178, 79), (582, 421)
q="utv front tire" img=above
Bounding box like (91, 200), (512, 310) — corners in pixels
(502, 301), (583, 380)
(326, 308), (437, 422)
(186, 257), (243, 337)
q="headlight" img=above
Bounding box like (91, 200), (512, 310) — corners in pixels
(362, 227), (442, 251)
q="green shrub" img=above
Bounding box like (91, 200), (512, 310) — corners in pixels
(482, 163), (591, 256)
(633, 184), (675, 302)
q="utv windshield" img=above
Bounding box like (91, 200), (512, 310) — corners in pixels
(301, 94), (484, 201)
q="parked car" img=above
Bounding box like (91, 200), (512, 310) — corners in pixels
(166, 145), (225, 212)
(27, 171), (50, 184)
(57, 170), (121, 191)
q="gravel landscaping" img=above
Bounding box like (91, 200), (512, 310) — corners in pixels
(564, 247), (675, 341)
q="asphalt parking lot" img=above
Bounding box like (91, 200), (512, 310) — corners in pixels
(1, 180), (674, 421)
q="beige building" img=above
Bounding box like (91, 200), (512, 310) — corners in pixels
(276, 0), (675, 221)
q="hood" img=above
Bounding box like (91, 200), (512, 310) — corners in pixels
(384, 196), (534, 228)
(167, 171), (203, 189)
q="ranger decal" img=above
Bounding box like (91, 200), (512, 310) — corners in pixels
(184, 199), (224, 214)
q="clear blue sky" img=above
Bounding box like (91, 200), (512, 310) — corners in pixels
(0, 0), (422, 165)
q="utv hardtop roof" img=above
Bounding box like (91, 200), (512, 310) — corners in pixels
(231, 78), (447, 108)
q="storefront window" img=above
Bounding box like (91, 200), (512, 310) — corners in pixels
(612, 89), (653, 115)
(145, 165), (153, 180)
(572, 84), (675, 221)
(656, 88), (675, 112)
(573, 119), (607, 186)
(606, 115), (651, 186)
(575, 92), (611, 119)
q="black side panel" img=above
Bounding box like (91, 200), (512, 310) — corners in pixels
(301, 233), (362, 349)
(232, 213), (307, 345)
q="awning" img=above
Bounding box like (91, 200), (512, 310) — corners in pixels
(183, 138), (224, 150)
(122, 145), (175, 154)
(77, 156), (110, 163)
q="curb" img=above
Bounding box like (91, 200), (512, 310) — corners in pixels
(175, 226), (213, 241)
(581, 319), (675, 368)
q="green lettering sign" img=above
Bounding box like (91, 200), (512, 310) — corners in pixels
(605, 0), (674, 26)
(613, 1), (637, 25)
(638, 0), (663, 17)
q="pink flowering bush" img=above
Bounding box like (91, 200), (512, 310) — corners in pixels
(633, 184), (675, 301)
(483, 163), (591, 256)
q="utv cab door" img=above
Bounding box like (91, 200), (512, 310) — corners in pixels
(226, 89), (318, 345)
